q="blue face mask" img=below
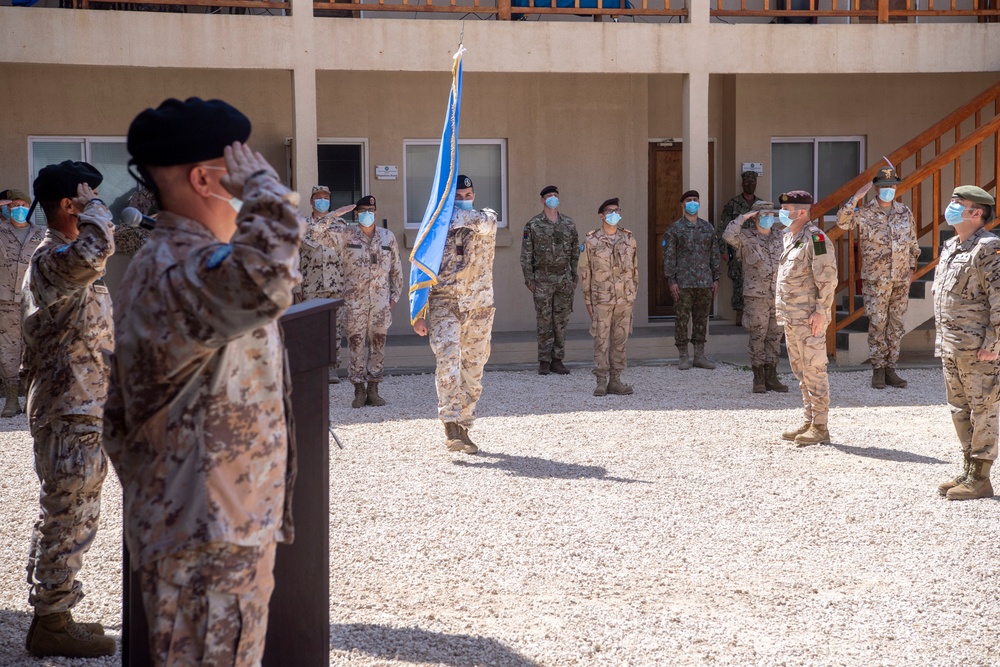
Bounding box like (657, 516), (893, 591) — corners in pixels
(944, 202), (966, 226)
(10, 206), (30, 224)
(604, 212), (622, 226)
(545, 196), (560, 209)
(759, 215), (775, 230)
(778, 209), (795, 227)
(358, 211), (375, 227)
(314, 198), (330, 213)
(878, 188), (896, 203)
(684, 201), (700, 216)
(455, 200), (474, 211)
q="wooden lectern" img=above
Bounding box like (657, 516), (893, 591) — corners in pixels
(122, 298), (341, 666)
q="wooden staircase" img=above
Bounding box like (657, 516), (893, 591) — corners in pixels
(810, 80), (1000, 361)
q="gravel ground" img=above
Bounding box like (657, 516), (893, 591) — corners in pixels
(2, 365), (999, 666)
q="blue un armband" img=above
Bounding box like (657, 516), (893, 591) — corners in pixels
(206, 245), (233, 269)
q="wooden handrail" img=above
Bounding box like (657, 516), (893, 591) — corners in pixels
(712, 0), (1000, 22)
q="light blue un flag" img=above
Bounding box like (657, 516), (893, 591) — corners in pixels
(408, 46), (465, 324)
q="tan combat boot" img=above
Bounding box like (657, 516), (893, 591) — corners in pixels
(937, 454), (972, 497)
(871, 367), (886, 389)
(456, 424), (479, 454)
(550, 359), (570, 375)
(366, 382), (386, 407)
(781, 422), (812, 442)
(752, 366), (766, 394)
(607, 373), (634, 395)
(328, 365), (340, 384)
(693, 343), (716, 369)
(677, 346), (692, 371)
(946, 458), (994, 501)
(764, 364), (789, 393)
(794, 423), (831, 446)
(593, 376), (609, 397)
(1, 383), (21, 418)
(351, 383), (367, 409)
(27, 612), (115, 658)
(444, 422), (476, 454)
(884, 367), (907, 388)
(538, 361), (551, 375)
(26, 613), (104, 651)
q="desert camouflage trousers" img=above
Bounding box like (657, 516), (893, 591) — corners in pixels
(533, 277), (574, 362)
(784, 323), (830, 426)
(674, 287), (712, 347)
(863, 280), (909, 368)
(139, 539), (277, 667)
(0, 301), (21, 389)
(26, 416), (107, 615)
(743, 296), (782, 366)
(943, 354), (1000, 461)
(303, 290), (346, 370)
(427, 300), (495, 428)
(344, 300), (392, 384)
(591, 303), (633, 378)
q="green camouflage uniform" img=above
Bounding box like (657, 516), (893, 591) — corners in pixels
(662, 217), (720, 347)
(719, 193), (760, 314)
(521, 211), (579, 363)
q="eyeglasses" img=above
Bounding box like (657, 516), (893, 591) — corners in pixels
(604, 208), (622, 215)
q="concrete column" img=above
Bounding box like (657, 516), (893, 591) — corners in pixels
(682, 71), (709, 197)
(290, 0), (318, 208)
(687, 0), (709, 24)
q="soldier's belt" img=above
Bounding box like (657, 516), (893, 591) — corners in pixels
(534, 267), (568, 274)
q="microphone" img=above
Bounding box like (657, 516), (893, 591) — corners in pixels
(120, 207), (156, 230)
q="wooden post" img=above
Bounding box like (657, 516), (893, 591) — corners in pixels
(498, 0), (510, 20)
(877, 0), (888, 22)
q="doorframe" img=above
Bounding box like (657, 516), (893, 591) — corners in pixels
(283, 137), (370, 194)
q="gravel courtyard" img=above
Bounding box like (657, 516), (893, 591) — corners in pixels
(2, 365), (999, 666)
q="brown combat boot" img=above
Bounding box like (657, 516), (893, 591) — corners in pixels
(677, 346), (692, 371)
(550, 359), (570, 375)
(27, 612), (115, 658)
(607, 373), (634, 395)
(351, 383), (367, 409)
(764, 364), (789, 393)
(946, 458), (994, 501)
(593, 376), (609, 397)
(752, 366), (766, 394)
(693, 343), (716, 369)
(26, 613), (104, 651)
(328, 365), (340, 384)
(538, 361), (551, 375)
(871, 367), (886, 389)
(794, 423), (831, 446)
(366, 382), (386, 407)
(444, 422), (476, 454)
(456, 424), (479, 454)
(2, 383), (21, 418)
(884, 367), (907, 388)
(937, 454), (972, 497)
(781, 422), (812, 442)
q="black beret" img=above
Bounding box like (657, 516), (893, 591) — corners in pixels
(598, 197), (620, 214)
(680, 190), (700, 201)
(356, 195), (376, 208)
(127, 97), (251, 167)
(540, 185), (559, 197)
(32, 161), (103, 202)
(779, 190), (813, 205)
(457, 174), (474, 190)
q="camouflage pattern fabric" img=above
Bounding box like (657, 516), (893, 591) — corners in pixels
(590, 303), (633, 378)
(139, 539), (276, 667)
(721, 220), (784, 299)
(521, 211), (579, 362)
(300, 213), (344, 299)
(743, 295), (782, 366)
(0, 302), (21, 389)
(113, 226), (151, 257)
(836, 199), (919, 282)
(775, 222), (837, 329)
(26, 417), (107, 615)
(784, 323), (831, 426)
(127, 185), (158, 216)
(532, 281), (575, 363)
(942, 354), (999, 461)
(719, 193), (760, 312)
(0, 222), (44, 387)
(673, 288), (712, 347)
(662, 217), (720, 289)
(103, 172), (303, 569)
(932, 226), (1000, 358)
(429, 208), (498, 311)
(863, 280), (909, 367)
(578, 227), (638, 377)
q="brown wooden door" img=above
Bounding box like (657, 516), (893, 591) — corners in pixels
(648, 141), (715, 317)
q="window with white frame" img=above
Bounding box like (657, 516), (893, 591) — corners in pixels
(29, 137), (134, 226)
(771, 137), (865, 217)
(404, 139), (507, 227)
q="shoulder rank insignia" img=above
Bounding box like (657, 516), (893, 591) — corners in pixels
(812, 233), (827, 255)
(206, 245), (232, 269)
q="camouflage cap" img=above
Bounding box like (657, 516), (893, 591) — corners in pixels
(751, 200), (775, 212)
(873, 165), (902, 186)
(311, 185), (330, 195)
(0, 188), (30, 203)
(741, 170), (758, 181)
(779, 190), (813, 205)
(952, 185), (995, 206)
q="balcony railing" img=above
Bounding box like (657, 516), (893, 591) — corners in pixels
(312, 0), (685, 19)
(712, 0), (1000, 24)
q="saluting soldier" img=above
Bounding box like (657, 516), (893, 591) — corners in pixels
(933, 185), (999, 501)
(719, 170), (762, 324)
(520, 185), (579, 376)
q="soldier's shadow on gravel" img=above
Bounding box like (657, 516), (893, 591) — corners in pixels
(330, 623), (539, 666)
(829, 442), (947, 465)
(452, 451), (651, 484)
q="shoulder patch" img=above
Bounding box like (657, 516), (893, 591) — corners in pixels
(580, 243), (586, 252)
(661, 239), (666, 247)
(206, 245), (233, 269)
(524, 229), (530, 240)
(56, 244), (71, 254)
(812, 233), (827, 256)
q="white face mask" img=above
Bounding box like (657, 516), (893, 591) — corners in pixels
(211, 192), (243, 213)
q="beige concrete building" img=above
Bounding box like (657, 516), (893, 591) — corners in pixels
(2, 2), (998, 354)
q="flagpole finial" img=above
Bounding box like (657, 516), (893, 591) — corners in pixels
(459, 21), (464, 48)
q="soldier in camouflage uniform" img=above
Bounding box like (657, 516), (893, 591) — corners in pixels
(412, 175), (497, 454)
(104, 98), (303, 666)
(113, 185), (158, 257)
(718, 170), (761, 323)
(20, 162), (116, 658)
(316, 195), (403, 409)
(578, 197), (638, 397)
(932, 185), (999, 501)
(837, 166), (920, 389)
(662, 190), (720, 370)
(521, 185), (579, 376)
(722, 200), (788, 394)
(775, 191), (838, 446)
(0, 188), (44, 417)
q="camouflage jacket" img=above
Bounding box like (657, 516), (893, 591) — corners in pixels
(662, 217), (720, 289)
(0, 222), (45, 303)
(318, 223), (402, 310)
(103, 173), (304, 567)
(299, 213), (343, 298)
(578, 227), (638, 307)
(430, 208), (498, 312)
(775, 222), (838, 327)
(932, 226), (1000, 358)
(520, 211), (579, 286)
(718, 193), (760, 253)
(20, 202), (115, 431)
(113, 226), (151, 257)
(836, 199), (919, 282)
(722, 220), (785, 299)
